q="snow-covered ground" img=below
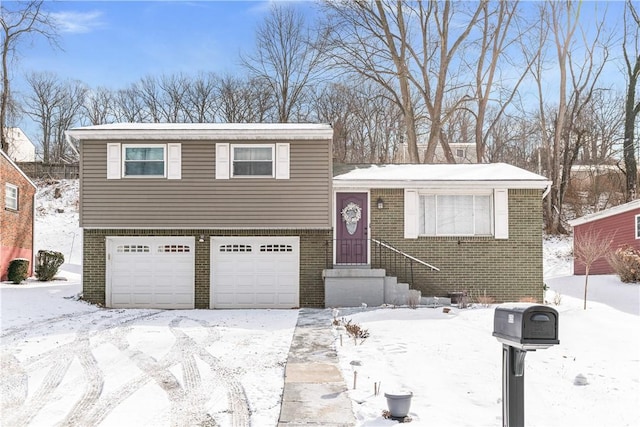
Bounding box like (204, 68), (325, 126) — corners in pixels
(1, 180), (639, 426)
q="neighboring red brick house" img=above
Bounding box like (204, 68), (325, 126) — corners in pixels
(1, 150), (36, 281)
(568, 200), (640, 275)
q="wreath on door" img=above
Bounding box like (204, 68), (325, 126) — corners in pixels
(341, 202), (362, 235)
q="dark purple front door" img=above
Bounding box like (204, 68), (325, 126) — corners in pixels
(336, 192), (368, 264)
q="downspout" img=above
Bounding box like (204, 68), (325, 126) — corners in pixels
(65, 132), (79, 158)
(542, 182), (551, 199)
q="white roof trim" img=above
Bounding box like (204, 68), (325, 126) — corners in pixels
(333, 163), (550, 190)
(0, 150), (37, 189)
(333, 179), (550, 190)
(65, 123), (334, 141)
(568, 200), (640, 227)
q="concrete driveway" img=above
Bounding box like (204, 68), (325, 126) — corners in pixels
(0, 297), (297, 427)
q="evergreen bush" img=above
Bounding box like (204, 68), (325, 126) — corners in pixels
(7, 259), (29, 284)
(608, 245), (640, 283)
(35, 250), (65, 281)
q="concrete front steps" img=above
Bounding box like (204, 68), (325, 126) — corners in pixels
(323, 267), (451, 308)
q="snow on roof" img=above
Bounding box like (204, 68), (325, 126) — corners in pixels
(66, 123), (334, 141)
(333, 163), (550, 189)
(567, 199), (640, 227)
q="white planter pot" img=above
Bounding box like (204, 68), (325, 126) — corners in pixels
(384, 391), (413, 418)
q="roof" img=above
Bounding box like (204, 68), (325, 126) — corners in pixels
(3, 127), (36, 162)
(568, 199), (640, 227)
(65, 123), (334, 141)
(0, 150), (37, 189)
(333, 163), (550, 190)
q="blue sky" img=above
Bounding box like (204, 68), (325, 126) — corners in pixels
(12, 1), (314, 91)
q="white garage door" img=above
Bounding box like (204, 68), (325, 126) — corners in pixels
(106, 236), (195, 309)
(211, 236), (299, 309)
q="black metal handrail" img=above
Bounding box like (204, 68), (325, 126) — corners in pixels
(325, 238), (439, 289)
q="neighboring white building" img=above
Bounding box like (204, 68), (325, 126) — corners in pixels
(395, 142), (477, 163)
(3, 128), (36, 162)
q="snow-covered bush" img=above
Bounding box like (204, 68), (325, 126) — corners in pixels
(7, 258), (29, 284)
(608, 245), (640, 283)
(35, 250), (65, 281)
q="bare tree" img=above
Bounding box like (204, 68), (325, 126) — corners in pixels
(573, 228), (614, 310)
(216, 74), (274, 123)
(470, 1), (537, 162)
(184, 72), (218, 123)
(83, 86), (115, 125)
(529, 1), (611, 234)
(23, 71), (86, 162)
(1, 0), (58, 152)
(623, 0), (640, 201)
(113, 85), (147, 123)
(241, 4), (326, 122)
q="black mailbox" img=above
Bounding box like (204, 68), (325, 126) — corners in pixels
(493, 303), (559, 351)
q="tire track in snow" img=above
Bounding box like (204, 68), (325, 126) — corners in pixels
(167, 317), (251, 427)
(0, 352), (28, 424)
(1, 310), (164, 426)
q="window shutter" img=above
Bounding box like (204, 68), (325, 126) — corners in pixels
(107, 143), (121, 179)
(404, 189), (419, 239)
(275, 143), (290, 179)
(215, 143), (230, 179)
(167, 143), (181, 179)
(494, 189), (509, 239)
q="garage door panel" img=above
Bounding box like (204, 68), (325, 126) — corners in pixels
(107, 237), (195, 309)
(211, 237), (299, 309)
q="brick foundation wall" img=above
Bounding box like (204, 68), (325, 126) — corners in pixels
(83, 228), (332, 308)
(370, 188), (545, 303)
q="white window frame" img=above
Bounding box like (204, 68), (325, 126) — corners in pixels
(122, 144), (167, 178)
(231, 144), (275, 178)
(636, 214), (640, 239)
(5, 183), (18, 210)
(417, 191), (494, 237)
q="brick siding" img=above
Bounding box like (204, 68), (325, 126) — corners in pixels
(1, 155), (35, 280)
(83, 228), (332, 308)
(369, 188), (545, 303)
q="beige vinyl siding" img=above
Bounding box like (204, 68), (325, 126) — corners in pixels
(80, 139), (332, 228)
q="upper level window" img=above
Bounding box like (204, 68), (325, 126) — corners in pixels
(123, 145), (166, 177)
(419, 194), (492, 236)
(232, 145), (274, 177)
(636, 215), (640, 239)
(5, 183), (18, 210)
(456, 148), (465, 158)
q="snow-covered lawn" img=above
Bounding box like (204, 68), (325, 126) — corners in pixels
(333, 281), (640, 426)
(1, 180), (639, 426)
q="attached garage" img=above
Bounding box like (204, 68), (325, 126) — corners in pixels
(210, 236), (300, 309)
(106, 236), (195, 309)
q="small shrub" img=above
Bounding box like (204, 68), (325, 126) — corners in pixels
(7, 259), (29, 284)
(608, 245), (640, 283)
(553, 292), (562, 306)
(407, 290), (420, 309)
(336, 318), (370, 345)
(35, 250), (65, 281)
(475, 290), (495, 308)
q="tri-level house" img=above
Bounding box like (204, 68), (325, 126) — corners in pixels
(66, 123), (333, 309)
(67, 123), (551, 309)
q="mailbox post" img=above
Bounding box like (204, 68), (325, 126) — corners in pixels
(493, 304), (559, 427)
